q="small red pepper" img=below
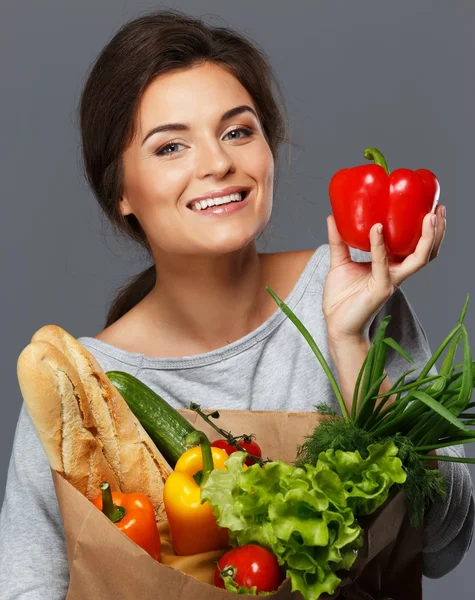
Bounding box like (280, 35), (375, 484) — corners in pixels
(93, 482), (161, 561)
(329, 147), (440, 258)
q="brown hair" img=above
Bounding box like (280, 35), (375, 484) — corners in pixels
(79, 9), (289, 327)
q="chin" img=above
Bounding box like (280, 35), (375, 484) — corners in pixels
(199, 238), (256, 256)
(204, 221), (269, 255)
(182, 232), (256, 257)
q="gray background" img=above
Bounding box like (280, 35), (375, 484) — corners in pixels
(1, 0), (473, 595)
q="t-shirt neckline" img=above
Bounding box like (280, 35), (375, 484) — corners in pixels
(78, 246), (326, 370)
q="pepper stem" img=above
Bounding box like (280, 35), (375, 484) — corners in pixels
(363, 147), (390, 175)
(184, 431), (215, 486)
(100, 482), (126, 523)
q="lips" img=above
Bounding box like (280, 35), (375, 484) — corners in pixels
(188, 190), (251, 216)
(186, 189), (249, 210)
(186, 188), (251, 209)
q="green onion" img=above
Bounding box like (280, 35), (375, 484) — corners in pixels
(265, 286), (349, 421)
(416, 454), (475, 465)
(266, 286), (475, 526)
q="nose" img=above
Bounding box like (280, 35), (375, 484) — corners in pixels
(195, 138), (235, 179)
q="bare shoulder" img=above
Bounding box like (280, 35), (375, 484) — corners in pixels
(92, 305), (142, 347)
(93, 325), (117, 343)
(259, 248), (319, 295)
(260, 248), (318, 279)
(93, 319), (127, 345)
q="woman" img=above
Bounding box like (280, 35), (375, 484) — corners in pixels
(0, 9), (473, 598)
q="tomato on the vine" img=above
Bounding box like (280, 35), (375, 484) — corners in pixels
(214, 544), (283, 593)
(211, 438), (262, 466)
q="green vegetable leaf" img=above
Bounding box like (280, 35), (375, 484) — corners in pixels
(314, 440), (407, 515)
(265, 286), (348, 421)
(455, 327), (473, 413)
(221, 575), (274, 595)
(411, 391), (471, 434)
(202, 444), (404, 600)
(417, 454), (475, 465)
(287, 569), (342, 600)
(352, 349), (370, 421)
(314, 403), (339, 417)
(382, 337), (415, 363)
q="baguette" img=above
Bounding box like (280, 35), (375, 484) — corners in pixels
(19, 325), (171, 521)
(17, 341), (121, 501)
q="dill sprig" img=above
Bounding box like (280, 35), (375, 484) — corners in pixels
(296, 412), (374, 463)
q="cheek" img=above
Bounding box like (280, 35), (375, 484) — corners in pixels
(252, 139), (274, 175)
(264, 157), (275, 191)
(123, 157), (188, 218)
(242, 140), (274, 197)
(257, 145), (275, 209)
(246, 142), (274, 232)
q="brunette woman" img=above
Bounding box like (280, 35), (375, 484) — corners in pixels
(0, 10), (472, 599)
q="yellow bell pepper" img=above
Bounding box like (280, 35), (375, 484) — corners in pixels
(163, 431), (233, 555)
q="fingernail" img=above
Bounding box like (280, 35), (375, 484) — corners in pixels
(441, 205), (446, 218)
(431, 214), (437, 226)
(377, 224), (383, 234)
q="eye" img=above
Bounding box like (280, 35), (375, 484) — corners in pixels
(223, 127), (254, 141)
(154, 142), (186, 157)
(153, 127), (254, 158)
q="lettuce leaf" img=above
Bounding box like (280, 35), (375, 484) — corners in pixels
(201, 441), (406, 600)
(221, 575), (273, 595)
(315, 440), (407, 515)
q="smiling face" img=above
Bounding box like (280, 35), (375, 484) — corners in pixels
(120, 62), (275, 257)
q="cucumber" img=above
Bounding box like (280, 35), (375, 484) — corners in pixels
(106, 370), (196, 467)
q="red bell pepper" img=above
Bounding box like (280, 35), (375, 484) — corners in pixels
(329, 147), (440, 258)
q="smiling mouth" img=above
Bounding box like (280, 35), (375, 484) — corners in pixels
(187, 190), (249, 211)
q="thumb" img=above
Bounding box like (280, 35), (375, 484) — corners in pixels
(327, 215), (351, 268)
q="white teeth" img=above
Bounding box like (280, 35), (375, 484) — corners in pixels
(190, 191), (245, 211)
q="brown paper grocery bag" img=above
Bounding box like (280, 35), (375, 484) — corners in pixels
(52, 410), (423, 600)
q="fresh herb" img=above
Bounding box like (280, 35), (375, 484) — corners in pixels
(266, 287), (475, 526)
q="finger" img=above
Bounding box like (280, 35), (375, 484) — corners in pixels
(327, 215), (351, 268)
(369, 223), (392, 291)
(390, 212), (437, 285)
(429, 204), (446, 261)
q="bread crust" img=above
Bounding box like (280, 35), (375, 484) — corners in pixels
(18, 325), (172, 521)
(17, 341), (121, 500)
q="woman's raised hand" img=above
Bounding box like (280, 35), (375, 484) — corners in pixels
(322, 204), (446, 343)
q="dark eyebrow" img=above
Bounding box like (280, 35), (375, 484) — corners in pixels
(141, 105), (258, 146)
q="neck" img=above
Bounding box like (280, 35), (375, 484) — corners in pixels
(140, 244), (272, 353)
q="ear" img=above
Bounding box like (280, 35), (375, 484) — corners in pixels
(119, 196), (134, 217)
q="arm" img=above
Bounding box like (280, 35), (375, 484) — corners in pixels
(0, 403), (69, 599)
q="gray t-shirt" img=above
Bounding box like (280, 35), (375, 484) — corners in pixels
(1, 245), (473, 598)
